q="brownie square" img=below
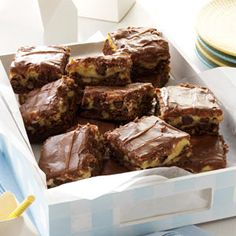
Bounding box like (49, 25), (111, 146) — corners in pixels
(156, 83), (223, 135)
(20, 76), (78, 142)
(66, 53), (132, 87)
(175, 135), (228, 173)
(104, 116), (191, 170)
(39, 124), (104, 187)
(10, 46), (70, 93)
(103, 27), (170, 87)
(80, 83), (155, 121)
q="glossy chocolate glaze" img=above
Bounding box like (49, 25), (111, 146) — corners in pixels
(10, 46), (70, 93)
(20, 76), (78, 142)
(177, 135), (228, 173)
(103, 27), (170, 65)
(39, 124), (104, 181)
(11, 46), (70, 74)
(157, 83), (223, 117)
(105, 116), (190, 166)
(20, 77), (75, 118)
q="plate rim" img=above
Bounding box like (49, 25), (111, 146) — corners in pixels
(197, 35), (236, 65)
(196, 0), (236, 57)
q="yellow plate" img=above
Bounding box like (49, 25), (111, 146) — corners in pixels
(196, 39), (235, 67)
(196, 0), (236, 57)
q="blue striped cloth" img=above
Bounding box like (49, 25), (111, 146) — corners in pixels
(0, 135), (48, 236)
(0, 139), (24, 201)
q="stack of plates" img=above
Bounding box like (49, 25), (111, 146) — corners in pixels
(196, 0), (236, 68)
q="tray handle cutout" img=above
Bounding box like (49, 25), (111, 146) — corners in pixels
(119, 188), (212, 226)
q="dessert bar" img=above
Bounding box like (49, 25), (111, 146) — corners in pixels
(39, 124), (104, 187)
(20, 76), (78, 142)
(175, 135), (228, 173)
(103, 27), (170, 87)
(66, 54), (132, 87)
(10, 46), (70, 93)
(104, 116), (191, 170)
(156, 83), (223, 135)
(81, 83), (155, 121)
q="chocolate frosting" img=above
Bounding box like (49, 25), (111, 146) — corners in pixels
(19, 76), (78, 143)
(106, 27), (170, 65)
(39, 124), (103, 180)
(10, 46), (70, 75)
(20, 77), (75, 121)
(157, 83), (223, 117)
(105, 116), (190, 162)
(177, 135), (228, 173)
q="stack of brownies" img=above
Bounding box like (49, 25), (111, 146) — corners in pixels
(9, 27), (228, 187)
